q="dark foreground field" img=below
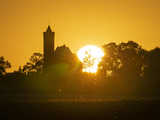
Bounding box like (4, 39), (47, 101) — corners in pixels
(0, 97), (160, 120)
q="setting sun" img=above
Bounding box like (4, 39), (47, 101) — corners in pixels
(77, 45), (104, 73)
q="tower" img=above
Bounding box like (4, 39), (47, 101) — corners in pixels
(43, 25), (55, 68)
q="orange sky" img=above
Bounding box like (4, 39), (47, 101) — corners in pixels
(0, 0), (160, 71)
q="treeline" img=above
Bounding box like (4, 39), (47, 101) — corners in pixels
(0, 41), (160, 97)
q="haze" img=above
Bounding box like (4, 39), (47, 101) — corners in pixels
(0, 0), (160, 71)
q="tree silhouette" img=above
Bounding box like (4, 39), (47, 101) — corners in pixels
(23, 53), (44, 74)
(117, 41), (145, 78)
(98, 41), (148, 95)
(142, 47), (160, 95)
(1, 40), (160, 97)
(54, 45), (80, 70)
(99, 41), (145, 78)
(0, 56), (11, 77)
(99, 42), (120, 78)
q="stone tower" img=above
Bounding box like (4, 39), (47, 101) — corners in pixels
(43, 25), (55, 68)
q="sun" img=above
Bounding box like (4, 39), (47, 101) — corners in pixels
(77, 45), (104, 73)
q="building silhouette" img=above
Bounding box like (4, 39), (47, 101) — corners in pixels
(43, 25), (55, 68)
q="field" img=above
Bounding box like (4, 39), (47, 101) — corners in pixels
(0, 96), (160, 120)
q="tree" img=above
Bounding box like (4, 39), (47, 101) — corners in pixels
(98, 41), (146, 95)
(117, 41), (145, 78)
(54, 45), (80, 70)
(143, 47), (160, 95)
(0, 56), (11, 76)
(99, 42), (121, 78)
(23, 53), (44, 74)
(100, 41), (145, 77)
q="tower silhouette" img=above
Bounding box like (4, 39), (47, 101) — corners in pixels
(43, 25), (55, 68)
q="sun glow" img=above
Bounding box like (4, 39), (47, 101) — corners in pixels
(77, 45), (104, 73)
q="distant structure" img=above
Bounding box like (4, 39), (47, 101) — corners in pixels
(43, 25), (55, 68)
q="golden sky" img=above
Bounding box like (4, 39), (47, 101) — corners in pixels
(0, 0), (160, 71)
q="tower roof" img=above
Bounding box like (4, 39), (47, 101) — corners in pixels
(46, 25), (52, 32)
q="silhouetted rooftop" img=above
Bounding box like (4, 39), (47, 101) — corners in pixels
(46, 25), (52, 32)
